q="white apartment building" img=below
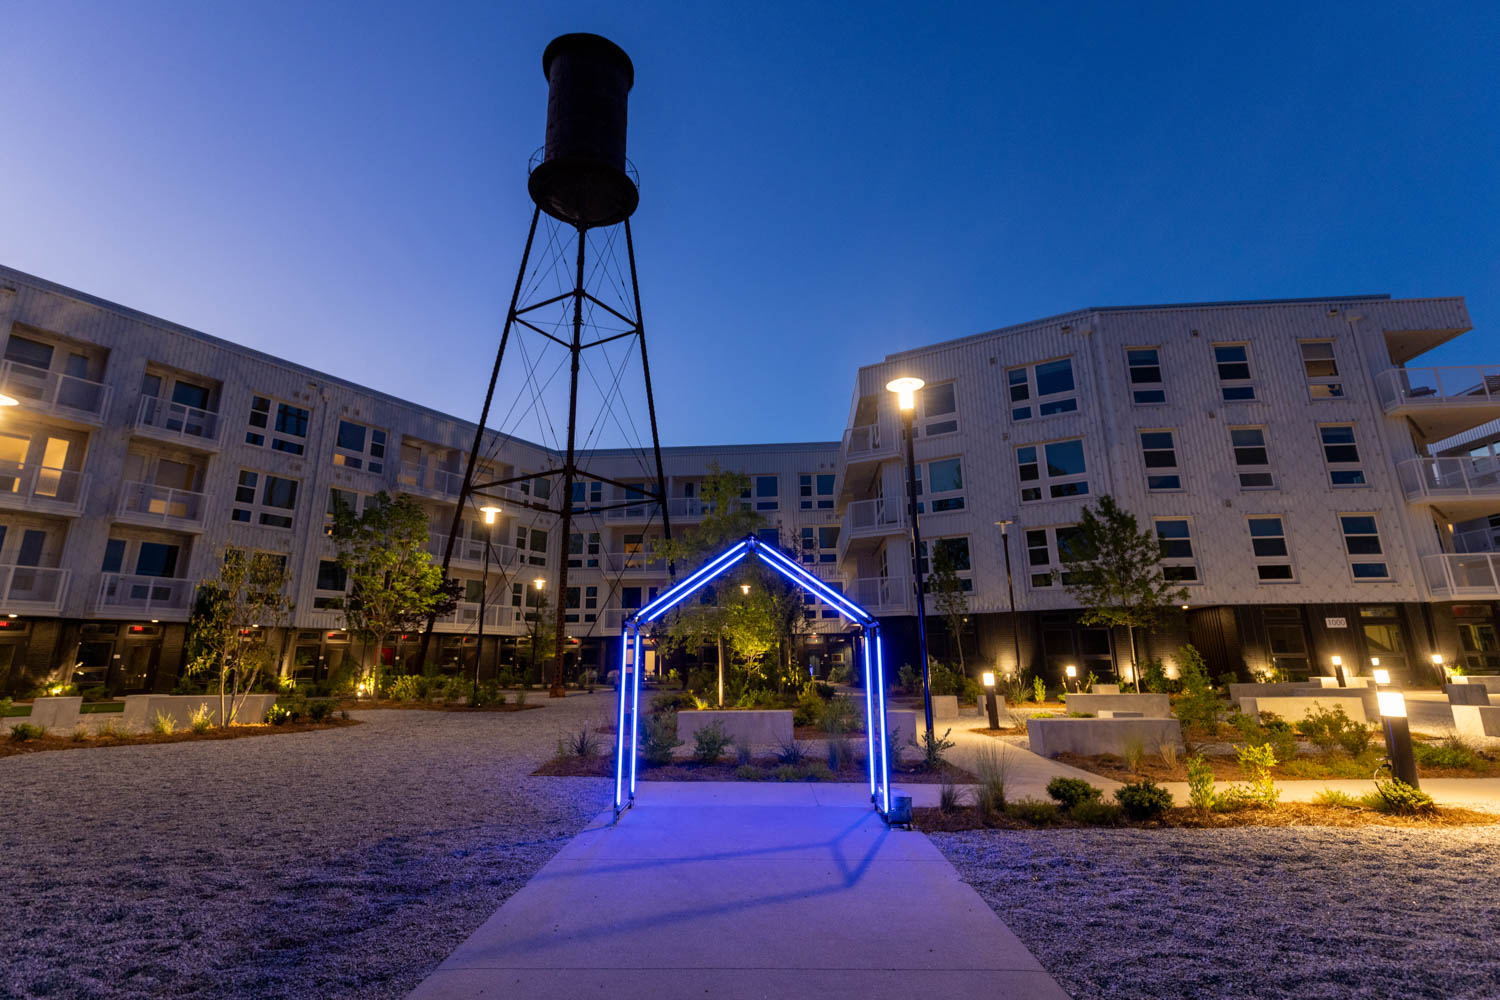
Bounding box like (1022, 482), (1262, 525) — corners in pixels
(0, 264), (1494, 693)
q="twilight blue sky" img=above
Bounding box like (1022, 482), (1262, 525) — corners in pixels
(3, 2), (1497, 447)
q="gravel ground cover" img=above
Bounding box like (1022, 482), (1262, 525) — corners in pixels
(0, 694), (617, 1000)
(934, 826), (1500, 1000)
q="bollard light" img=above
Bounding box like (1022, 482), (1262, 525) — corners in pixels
(981, 669), (1000, 729)
(1377, 690), (1406, 718)
(1330, 654), (1347, 688)
(1377, 689), (1419, 788)
(1372, 668), (1391, 686)
(982, 671), (995, 688)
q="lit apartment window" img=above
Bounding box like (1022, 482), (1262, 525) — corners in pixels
(1340, 514), (1389, 579)
(1154, 519), (1199, 582)
(1247, 516), (1294, 582)
(1300, 341), (1344, 399)
(917, 537), (973, 591)
(246, 395), (310, 454)
(515, 526), (548, 566)
(1025, 525), (1081, 588)
(1007, 358), (1077, 421)
(1018, 439), (1088, 502)
(231, 470), (299, 528)
(800, 473), (836, 510)
(1214, 345), (1257, 401)
(920, 381), (959, 436)
(1229, 427), (1275, 489)
(568, 531), (600, 569)
(314, 560), (348, 608)
(333, 420), (387, 473)
(917, 457), (965, 513)
(1319, 425), (1366, 486)
(1139, 430), (1181, 491)
(1126, 348), (1166, 404)
(753, 475), (778, 511)
(800, 525), (840, 563)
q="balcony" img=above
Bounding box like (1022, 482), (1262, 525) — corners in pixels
(0, 361), (112, 424)
(427, 533), (520, 570)
(134, 396), (221, 449)
(1424, 553), (1500, 599)
(431, 600), (514, 633)
(1452, 523), (1500, 554)
(603, 496), (708, 522)
(836, 421), (900, 501)
(0, 565), (69, 614)
(1376, 365), (1500, 440)
(848, 576), (911, 615)
(116, 481), (208, 531)
(0, 462), (90, 515)
(1397, 457), (1500, 520)
(603, 551), (668, 576)
(837, 497), (906, 563)
(398, 462), (464, 501)
(96, 574), (194, 619)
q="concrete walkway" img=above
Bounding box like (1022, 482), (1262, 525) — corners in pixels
(407, 782), (1069, 1000)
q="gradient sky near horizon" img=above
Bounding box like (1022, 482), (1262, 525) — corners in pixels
(4, 2), (1497, 448)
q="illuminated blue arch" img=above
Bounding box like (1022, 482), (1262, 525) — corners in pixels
(613, 535), (893, 821)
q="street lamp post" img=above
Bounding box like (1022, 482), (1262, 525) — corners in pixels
(887, 376), (933, 736)
(994, 519), (1022, 685)
(530, 577), (546, 686)
(473, 505), (501, 706)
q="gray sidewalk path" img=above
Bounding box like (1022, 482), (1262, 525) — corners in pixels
(407, 782), (1070, 1000)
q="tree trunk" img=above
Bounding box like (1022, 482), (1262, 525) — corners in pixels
(1128, 625), (1141, 693)
(954, 619), (966, 672)
(716, 628), (726, 708)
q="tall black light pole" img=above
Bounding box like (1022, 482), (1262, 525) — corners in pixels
(995, 519), (1022, 682)
(473, 505), (500, 705)
(887, 376), (933, 735)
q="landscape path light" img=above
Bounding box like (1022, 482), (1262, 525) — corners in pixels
(887, 375), (932, 735)
(1377, 689), (1419, 788)
(1330, 654), (1347, 687)
(1065, 663), (1077, 692)
(1372, 667), (1391, 686)
(1430, 652), (1446, 683)
(981, 670), (1000, 729)
(0, 394), (16, 407)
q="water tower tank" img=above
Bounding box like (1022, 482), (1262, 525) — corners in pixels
(527, 33), (639, 229)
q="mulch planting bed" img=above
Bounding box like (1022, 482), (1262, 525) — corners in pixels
(1054, 748), (1500, 782)
(914, 801), (1500, 832)
(1, 717), (360, 758)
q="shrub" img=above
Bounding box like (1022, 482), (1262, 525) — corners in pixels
(1114, 779), (1173, 821)
(70, 722), (90, 742)
(1006, 798), (1060, 825)
(306, 700), (334, 722)
(96, 719), (127, 740)
(1337, 722), (1373, 757)
(0, 696), (11, 716)
(819, 696), (857, 735)
(793, 687), (826, 728)
(828, 662), (851, 685)
(921, 727), (955, 772)
(1138, 658), (1173, 694)
(1186, 755), (1217, 812)
(1414, 738), (1481, 771)
(1231, 710), (1298, 764)
(514, 689), (528, 707)
(9, 722), (45, 742)
(1232, 742), (1279, 807)
(1314, 788), (1361, 808)
(560, 724), (601, 758)
(1295, 704), (1369, 755)
(1364, 777), (1436, 814)
(692, 721), (732, 764)
(939, 780), (964, 814)
(897, 663), (921, 695)
(775, 739), (809, 765)
(1157, 740), (1179, 770)
(1122, 736), (1145, 773)
(640, 712), (683, 766)
(735, 741), (753, 766)
(1172, 644), (1223, 739)
(827, 736), (852, 772)
(975, 744), (1011, 813)
(735, 764), (767, 781)
(1070, 799), (1125, 826)
(188, 703), (215, 733)
(150, 711), (177, 735)
(388, 674), (425, 702)
(1046, 777), (1102, 810)
(265, 704), (291, 726)
(798, 761), (835, 782)
(1032, 676), (1047, 704)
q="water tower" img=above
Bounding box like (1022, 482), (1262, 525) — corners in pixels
(419, 33), (673, 697)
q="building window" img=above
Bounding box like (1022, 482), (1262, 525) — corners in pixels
(1214, 344), (1257, 401)
(916, 537), (973, 590)
(246, 395), (310, 454)
(314, 559), (348, 608)
(1319, 425), (1366, 486)
(1018, 438), (1088, 502)
(333, 420), (386, 473)
(571, 480), (604, 509)
(515, 526), (548, 566)
(799, 473), (836, 510)
(920, 381), (959, 436)
(753, 475), (778, 511)
(1340, 514), (1389, 579)
(1126, 348), (1165, 404)
(918, 457), (965, 513)
(232, 470), (299, 528)
(1139, 430), (1181, 491)
(1007, 358), (1077, 421)
(1025, 525), (1081, 588)
(800, 525), (840, 563)
(101, 538), (126, 573)
(568, 531), (600, 569)
(1154, 519), (1199, 582)
(1247, 516), (1294, 581)
(1300, 341), (1344, 399)
(135, 542), (180, 578)
(1230, 427), (1275, 489)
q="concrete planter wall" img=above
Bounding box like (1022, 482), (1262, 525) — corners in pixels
(1446, 684), (1491, 706)
(1027, 717), (1183, 758)
(1239, 695), (1369, 725)
(1452, 705), (1500, 741)
(122, 694), (278, 731)
(1450, 675), (1500, 696)
(1231, 684), (1377, 720)
(28, 696), (83, 730)
(677, 710), (793, 747)
(1064, 693), (1172, 718)
(884, 710), (917, 747)
(930, 695), (960, 719)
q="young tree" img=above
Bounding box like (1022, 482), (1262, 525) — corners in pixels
(930, 542), (969, 671)
(1058, 494), (1189, 692)
(518, 579), (556, 684)
(185, 547), (294, 726)
(329, 491), (461, 694)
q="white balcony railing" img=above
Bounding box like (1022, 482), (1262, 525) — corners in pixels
(0, 564), (69, 613)
(117, 481), (208, 528)
(433, 600), (510, 632)
(1398, 456), (1500, 503)
(603, 496), (709, 521)
(603, 551), (668, 575)
(841, 497), (906, 538)
(842, 421), (899, 463)
(1452, 524), (1500, 554)
(96, 574), (194, 615)
(427, 533), (520, 569)
(0, 361), (112, 421)
(0, 461), (89, 514)
(135, 396), (221, 445)
(849, 575), (911, 613)
(1376, 365), (1500, 410)
(1425, 553), (1500, 598)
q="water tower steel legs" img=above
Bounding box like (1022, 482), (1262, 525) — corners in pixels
(548, 229), (587, 698)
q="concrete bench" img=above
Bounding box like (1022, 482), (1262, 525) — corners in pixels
(1239, 695), (1369, 725)
(1091, 684), (1121, 695)
(1064, 692), (1172, 718)
(1451, 705), (1500, 742)
(677, 710), (793, 747)
(122, 693), (278, 731)
(1096, 710), (1143, 718)
(1026, 716), (1183, 758)
(930, 694), (960, 719)
(1449, 676), (1500, 697)
(28, 696), (82, 730)
(1446, 684), (1492, 706)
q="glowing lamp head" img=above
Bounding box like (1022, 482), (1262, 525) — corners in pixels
(1330, 655), (1342, 667)
(1372, 668), (1391, 686)
(1181, 604), (1189, 611)
(0, 393), (17, 407)
(1370, 656), (1380, 668)
(480, 505), (501, 525)
(1064, 664), (1076, 678)
(981, 671), (995, 689)
(740, 583), (750, 595)
(533, 577), (546, 590)
(1376, 690), (1407, 719)
(1431, 652), (1444, 666)
(885, 376), (925, 412)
